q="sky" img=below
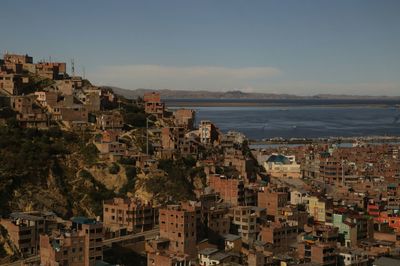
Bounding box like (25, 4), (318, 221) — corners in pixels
(1, 0), (400, 96)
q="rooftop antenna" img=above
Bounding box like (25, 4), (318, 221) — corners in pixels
(71, 59), (75, 78)
(83, 66), (86, 80)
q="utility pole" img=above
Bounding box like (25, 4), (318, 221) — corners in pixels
(71, 59), (75, 78)
(341, 159), (344, 185)
(146, 118), (149, 155)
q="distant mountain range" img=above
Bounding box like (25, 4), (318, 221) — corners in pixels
(104, 86), (400, 100)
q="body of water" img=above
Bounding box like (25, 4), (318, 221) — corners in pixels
(169, 101), (400, 139)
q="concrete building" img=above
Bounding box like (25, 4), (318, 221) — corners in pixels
(304, 196), (332, 223)
(198, 248), (240, 266)
(229, 206), (266, 244)
(338, 249), (369, 266)
(34, 91), (58, 107)
(223, 234), (242, 253)
(333, 210), (373, 247)
(199, 120), (219, 145)
(263, 154), (301, 179)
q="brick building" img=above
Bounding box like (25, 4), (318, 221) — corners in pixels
(159, 204), (197, 258)
(70, 217), (103, 265)
(257, 185), (289, 219)
(229, 206), (266, 244)
(0, 212), (58, 257)
(258, 220), (298, 253)
(103, 197), (158, 237)
(40, 230), (86, 266)
(35, 62), (66, 80)
(173, 109), (195, 130)
(144, 92), (164, 118)
(208, 174), (245, 206)
(96, 111), (124, 131)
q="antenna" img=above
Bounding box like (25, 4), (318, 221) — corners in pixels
(71, 59), (75, 78)
(83, 66), (86, 80)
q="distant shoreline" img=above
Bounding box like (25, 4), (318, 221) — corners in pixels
(165, 100), (398, 108)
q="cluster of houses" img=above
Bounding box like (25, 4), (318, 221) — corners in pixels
(0, 52), (118, 130)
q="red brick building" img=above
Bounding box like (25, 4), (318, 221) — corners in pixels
(103, 197), (158, 237)
(208, 174), (245, 206)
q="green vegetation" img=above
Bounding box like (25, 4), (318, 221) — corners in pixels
(80, 143), (99, 165)
(119, 166), (137, 195)
(79, 170), (116, 215)
(108, 163), (120, 174)
(0, 124), (115, 217)
(144, 158), (204, 203)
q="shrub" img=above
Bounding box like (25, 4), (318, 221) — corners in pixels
(109, 163), (120, 174)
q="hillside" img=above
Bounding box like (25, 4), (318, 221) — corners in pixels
(105, 86), (400, 100)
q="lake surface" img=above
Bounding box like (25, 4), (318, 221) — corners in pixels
(168, 101), (400, 139)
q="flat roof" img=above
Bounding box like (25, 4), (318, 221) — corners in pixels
(223, 234), (241, 241)
(71, 216), (98, 225)
(198, 248), (219, 256)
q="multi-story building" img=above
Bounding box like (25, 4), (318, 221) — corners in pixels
(35, 62), (66, 80)
(0, 73), (28, 95)
(159, 204), (197, 258)
(257, 184), (289, 219)
(173, 109), (195, 130)
(10, 95), (48, 128)
(103, 197), (158, 237)
(0, 211), (58, 256)
(40, 230), (86, 266)
(258, 220), (298, 253)
(224, 150), (254, 181)
(333, 211), (373, 247)
(229, 206), (266, 244)
(144, 92), (164, 118)
(298, 224), (339, 266)
(199, 120), (219, 145)
(34, 91), (58, 107)
(96, 111), (124, 131)
(263, 154), (301, 179)
(338, 249), (369, 266)
(208, 174), (245, 206)
(304, 195), (333, 223)
(161, 127), (186, 151)
(70, 217), (103, 265)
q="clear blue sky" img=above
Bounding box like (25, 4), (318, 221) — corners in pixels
(1, 0), (399, 95)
